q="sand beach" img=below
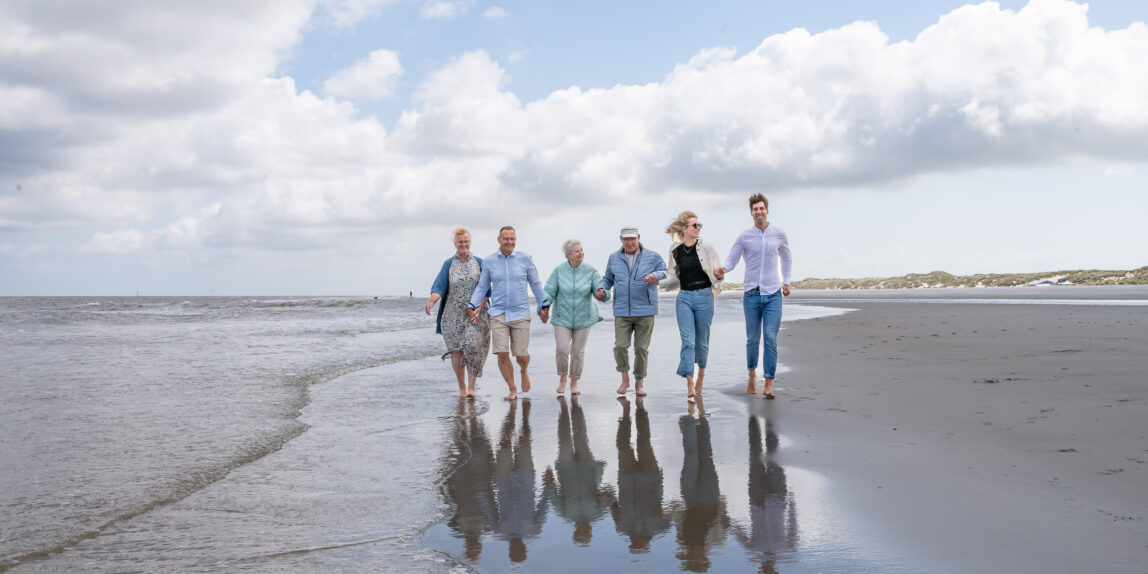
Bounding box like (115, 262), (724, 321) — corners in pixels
(3, 287), (1145, 573)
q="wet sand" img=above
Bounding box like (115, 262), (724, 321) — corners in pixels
(776, 289), (1148, 573)
(426, 287), (1148, 573)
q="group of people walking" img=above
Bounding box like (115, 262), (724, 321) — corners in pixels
(425, 194), (792, 401)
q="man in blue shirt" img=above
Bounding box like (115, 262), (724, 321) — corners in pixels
(470, 226), (550, 401)
(596, 226), (668, 396)
(716, 194), (792, 399)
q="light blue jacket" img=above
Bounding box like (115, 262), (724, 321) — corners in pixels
(597, 245), (669, 318)
(544, 261), (606, 330)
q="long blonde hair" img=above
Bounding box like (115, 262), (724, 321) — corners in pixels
(665, 210), (697, 242)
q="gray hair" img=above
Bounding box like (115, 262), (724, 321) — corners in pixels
(562, 239), (582, 258)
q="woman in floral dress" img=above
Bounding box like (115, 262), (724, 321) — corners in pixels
(426, 228), (491, 398)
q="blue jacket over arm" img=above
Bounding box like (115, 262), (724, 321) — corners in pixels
(430, 255), (487, 334)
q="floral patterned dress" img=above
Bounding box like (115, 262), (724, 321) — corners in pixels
(442, 255), (491, 377)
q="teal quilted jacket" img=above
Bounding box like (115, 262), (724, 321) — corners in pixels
(543, 261), (607, 329)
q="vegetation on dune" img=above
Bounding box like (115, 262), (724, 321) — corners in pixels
(786, 266), (1148, 290)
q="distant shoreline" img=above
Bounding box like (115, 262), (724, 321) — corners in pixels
(783, 266), (1148, 290)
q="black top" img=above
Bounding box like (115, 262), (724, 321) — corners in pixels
(674, 243), (712, 291)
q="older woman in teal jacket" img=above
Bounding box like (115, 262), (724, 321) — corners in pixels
(544, 239), (608, 395)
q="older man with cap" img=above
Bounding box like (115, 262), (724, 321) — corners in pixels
(596, 226), (669, 396)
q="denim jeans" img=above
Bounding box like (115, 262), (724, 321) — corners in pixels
(743, 289), (783, 377)
(675, 289), (714, 377)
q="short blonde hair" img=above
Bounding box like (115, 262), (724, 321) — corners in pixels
(664, 210), (698, 241)
(452, 227), (469, 241)
(562, 239), (582, 258)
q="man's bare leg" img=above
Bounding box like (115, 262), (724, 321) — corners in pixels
(635, 378), (647, 397)
(746, 370), (757, 394)
(498, 352), (517, 401)
(617, 371), (630, 394)
(695, 368), (705, 395)
(764, 377), (775, 399)
(516, 355), (531, 393)
(451, 351), (466, 397)
(556, 374), (567, 394)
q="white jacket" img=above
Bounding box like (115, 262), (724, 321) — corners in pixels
(659, 238), (722, 294)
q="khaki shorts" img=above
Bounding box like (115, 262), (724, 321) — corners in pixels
(490, 314), (531, 356)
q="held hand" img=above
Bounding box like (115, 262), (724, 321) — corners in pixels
(782, 284), (791, 296)
(468, 307), (479, 324)
(424, 301), (434, 315)
(644, 274), (658, 285)
(714, 267), (725, 280)
(540, 307), (550, 324)
(595, 288), (607, 302)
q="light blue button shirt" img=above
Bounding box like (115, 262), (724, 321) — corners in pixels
(469, 249), (549, 322)
(722, 224), (792, 295)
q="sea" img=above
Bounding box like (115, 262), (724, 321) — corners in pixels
(1, 295), (899, 573)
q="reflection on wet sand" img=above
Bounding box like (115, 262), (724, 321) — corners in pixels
(612, 396), (671, 553)
(735, 415), (798, 571)
(553, 396), (609, 545)
(441, 400), (497, 561)
(435, 399), (802, 570)
(674, 396), (731, 572)
(491, 400), (554, 563)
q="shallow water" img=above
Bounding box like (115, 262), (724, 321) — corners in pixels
(1, 295), (889, 572)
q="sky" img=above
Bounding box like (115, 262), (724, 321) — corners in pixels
(1, 0), (1146, 296)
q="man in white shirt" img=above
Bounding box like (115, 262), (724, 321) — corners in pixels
(716, 194), (792, 399)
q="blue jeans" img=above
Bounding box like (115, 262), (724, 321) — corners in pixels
(675, 289), (714, 377)
(744, 289), (783, 377)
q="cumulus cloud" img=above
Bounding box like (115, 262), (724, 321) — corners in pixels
(86, 228), (144, 254)
(3, 0), (1148, 266)
(322, 49), (403, 100)
(421, 0), (476, 20)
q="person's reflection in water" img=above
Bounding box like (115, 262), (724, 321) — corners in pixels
(735, 415), (798, 571)
(442, 399), (497, 561)
(554, 395), (608, 546)
(611, 396), (671, 552)
(488, 400), (554, 563)
(675, 396), (730, 572)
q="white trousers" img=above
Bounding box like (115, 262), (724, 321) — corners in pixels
(553, 325), (592, 379)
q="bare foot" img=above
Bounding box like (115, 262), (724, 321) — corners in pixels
(521, 370), (531, 393)
(504, 385), (518, 401)
(459, 388), (468, 398)
(570, 379), (580, 395)
(685, 375), (695, 398)
(635, 379), (647, 396)
(556, 375), (567, 394)
(616, 372), (630, 395)
(764, 377), (775, 399)
(746, 370), (758, 395)
(695, 369), (705, 395)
